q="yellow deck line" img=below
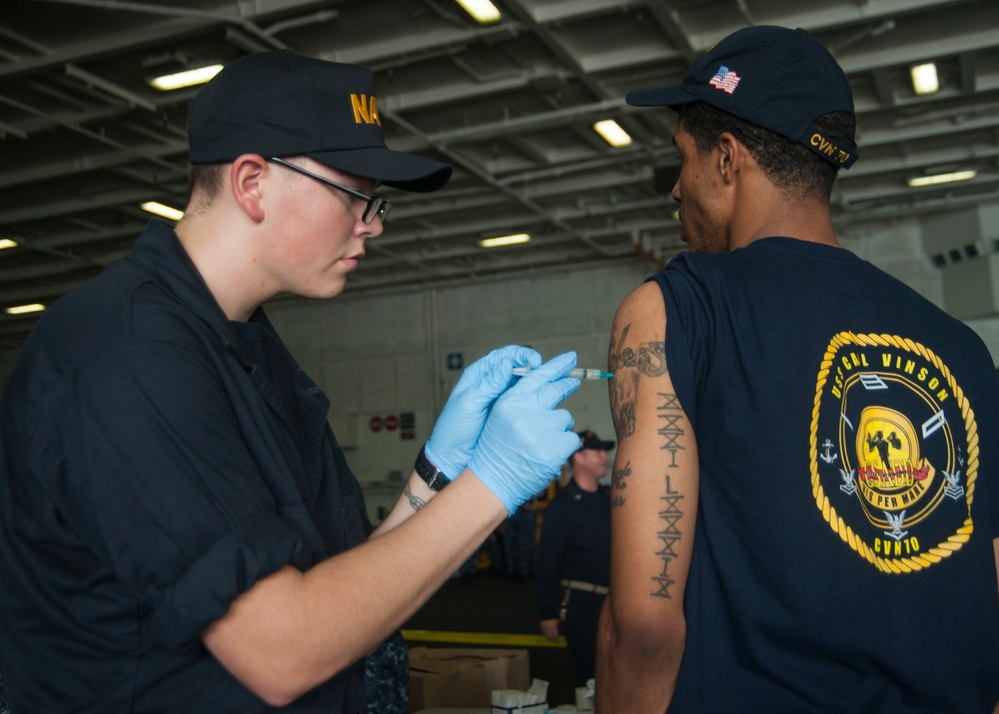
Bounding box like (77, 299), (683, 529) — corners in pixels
(401, 629), (566, 648)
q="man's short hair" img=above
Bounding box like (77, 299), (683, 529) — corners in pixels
(184, 155), (311, 212)
(187, 163), (226, 206)
(679, 101), (856, 201)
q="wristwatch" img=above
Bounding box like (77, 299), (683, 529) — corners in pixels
(414, 445), (450, 491)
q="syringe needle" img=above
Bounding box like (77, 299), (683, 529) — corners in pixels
(512, 367), (613, 380)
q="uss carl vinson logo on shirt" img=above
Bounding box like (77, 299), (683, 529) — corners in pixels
(810, 332), (977, 573)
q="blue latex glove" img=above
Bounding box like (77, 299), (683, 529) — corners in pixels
(468, 351), (582, 514)
(424, 345), (542, 480)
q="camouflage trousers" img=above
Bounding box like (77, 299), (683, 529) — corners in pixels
(364, 630), (408, 714)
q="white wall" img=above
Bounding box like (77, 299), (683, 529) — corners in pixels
(839, 210), (999, 366)
(840, 217), (944, 308)
(920, 200), (999, 365)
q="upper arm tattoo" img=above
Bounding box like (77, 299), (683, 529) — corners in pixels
(608, 324), (667, 377)
(652, 474), (685, 599)
(610, 460), (632, 509)
(610, 372), (638, 440)
(608, 322), (667, 444)
(650, 391), (688, 599)
(657, 392), (686, 468)
(608, 320), (687, 599)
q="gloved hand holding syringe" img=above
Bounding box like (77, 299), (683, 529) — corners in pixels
(422, 348), (610, 516)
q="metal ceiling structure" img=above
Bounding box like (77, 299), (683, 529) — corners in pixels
(2, 0), (999, 346)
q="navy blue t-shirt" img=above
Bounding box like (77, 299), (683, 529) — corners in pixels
(652, 238), (999, 712)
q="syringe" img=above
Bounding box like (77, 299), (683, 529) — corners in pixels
(512, 367), (613, 380)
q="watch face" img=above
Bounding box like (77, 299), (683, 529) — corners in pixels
(810, 332), (976, 574)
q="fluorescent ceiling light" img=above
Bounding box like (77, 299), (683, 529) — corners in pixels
(907, 170), (976, 188)
(141, 201), (185, 221)
(454, 0), (502, 24)
(5, 303), (45, 315)
(479, 233), (531, 248)
(593, 119), (632, 147)
(910, 63), (939, 95)
(0, 238), (17, 250)
(149, 64), (224, 91)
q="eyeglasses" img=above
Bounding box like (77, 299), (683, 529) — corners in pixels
(268, 157), (391, 224)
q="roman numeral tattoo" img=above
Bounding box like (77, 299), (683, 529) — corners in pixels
(652, 475), (684, 599)
(657, 392), (685, 468)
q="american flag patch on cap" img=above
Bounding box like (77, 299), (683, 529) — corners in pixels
(708, 65), (741, 94)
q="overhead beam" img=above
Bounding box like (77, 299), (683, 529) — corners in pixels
(0, 0), (328, 80)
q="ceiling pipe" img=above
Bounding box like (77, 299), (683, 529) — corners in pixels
(64, 63), (157, 112)
(380, 106), (614, 257)
(0, 120), (28, 140)
(265, 10), (338, 36)
(0, 93), (185, 175)
(0, 23), (52, 55)
(29, 0), (288, 50)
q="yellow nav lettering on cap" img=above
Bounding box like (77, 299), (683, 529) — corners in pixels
(350, 94), (381, 126)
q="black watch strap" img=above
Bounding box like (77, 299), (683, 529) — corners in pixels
(415, 445), (449, 491)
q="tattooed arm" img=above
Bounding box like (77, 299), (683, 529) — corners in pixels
(596, 281), (699, 713)
(369, 476), (437, 539)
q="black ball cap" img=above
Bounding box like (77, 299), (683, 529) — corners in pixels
(188, 51), (452, 192)
(576, 429), (615, 451)
(626, 26), (859, 170)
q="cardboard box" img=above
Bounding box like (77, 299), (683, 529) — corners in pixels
(492, 704), (547, 714)
(408, 647), (530, 712)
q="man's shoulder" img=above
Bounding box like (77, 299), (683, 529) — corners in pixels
(8, 261), (223, 413)
(35, 259), (210, 354)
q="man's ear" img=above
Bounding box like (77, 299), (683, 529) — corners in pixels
(714, 132), (746, 185)
(229, 154), (268, 222)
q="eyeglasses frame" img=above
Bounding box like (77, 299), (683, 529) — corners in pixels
(268, 157), (391, 224)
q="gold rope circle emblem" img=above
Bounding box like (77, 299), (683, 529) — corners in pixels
(810, 332), (977, 574)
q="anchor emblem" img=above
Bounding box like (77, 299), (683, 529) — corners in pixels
(820, 439), (838, 465)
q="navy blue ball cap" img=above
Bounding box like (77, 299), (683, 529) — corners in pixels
(627, 25), (859, 170)
(188, 51), (452, 192)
